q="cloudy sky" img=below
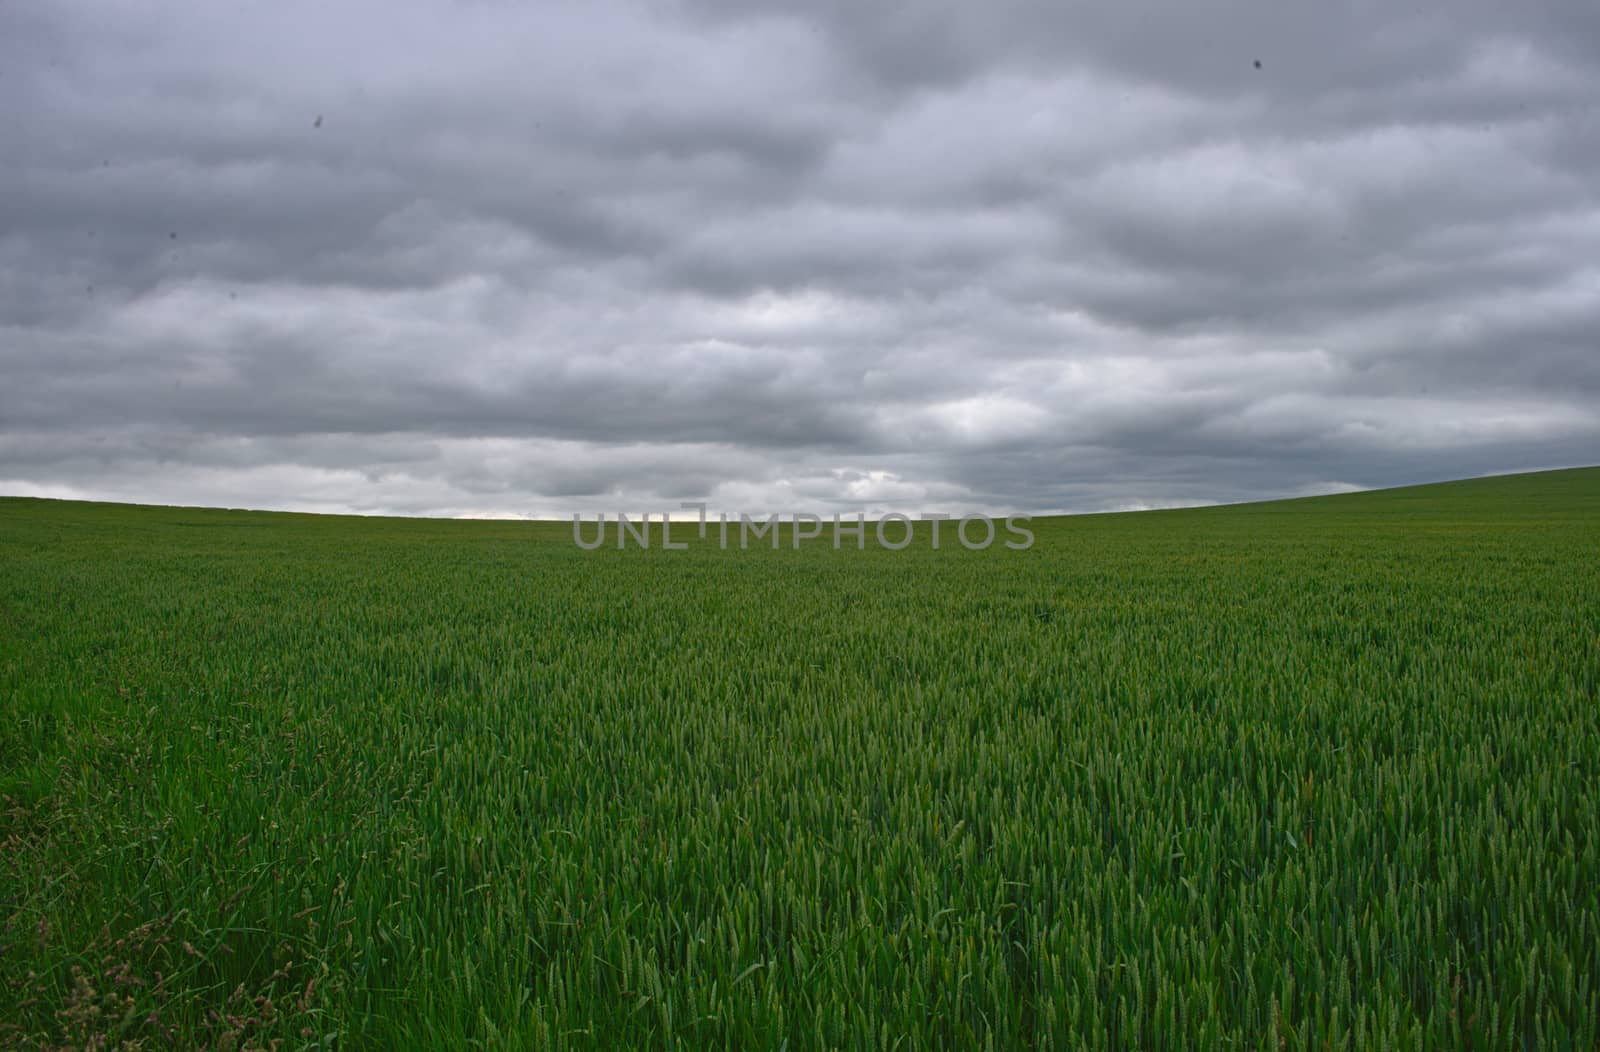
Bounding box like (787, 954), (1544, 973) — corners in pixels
(3, 1), (1597, 518)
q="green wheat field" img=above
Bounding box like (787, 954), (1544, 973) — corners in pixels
(3, 467), (1599, 1049)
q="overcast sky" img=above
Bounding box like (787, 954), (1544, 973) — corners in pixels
(3, 1), (1597, 518)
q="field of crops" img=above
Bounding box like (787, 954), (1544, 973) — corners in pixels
(2, 467), (1598, 1049)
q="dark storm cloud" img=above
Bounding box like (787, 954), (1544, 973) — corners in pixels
(2, 0), (1596, 517)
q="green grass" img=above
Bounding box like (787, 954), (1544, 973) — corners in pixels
(2, 467), (1599, 1049)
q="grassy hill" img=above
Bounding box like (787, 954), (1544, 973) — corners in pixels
(2, 468), (1598, 1048)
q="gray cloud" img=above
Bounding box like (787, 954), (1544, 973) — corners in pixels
(2, 0), (1597, 517)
